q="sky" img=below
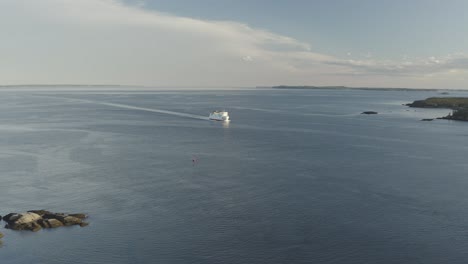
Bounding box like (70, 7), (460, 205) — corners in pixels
(1, 0), (468, 89)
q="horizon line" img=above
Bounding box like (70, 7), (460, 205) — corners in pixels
(0, 84), (466, 91)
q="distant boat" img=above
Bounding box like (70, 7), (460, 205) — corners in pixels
(209, 111), (230, 121)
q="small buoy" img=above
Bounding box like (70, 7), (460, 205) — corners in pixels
(192, 156), (199, 165)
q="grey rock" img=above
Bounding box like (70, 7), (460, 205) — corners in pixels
(2, 210), (89, 232)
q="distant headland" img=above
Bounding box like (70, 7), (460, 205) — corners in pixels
(267, 85), (458, 92)
(406, 97), (468, 121)
(271, 85), (348, 90)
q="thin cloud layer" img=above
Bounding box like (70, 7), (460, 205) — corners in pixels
(328, 54), (468, 77)
(0, 0), (467, 88)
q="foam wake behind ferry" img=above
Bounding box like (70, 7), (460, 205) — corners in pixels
(209, 111), (230, 121)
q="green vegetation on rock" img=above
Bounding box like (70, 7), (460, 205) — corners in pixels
(406, 97), (468, 109)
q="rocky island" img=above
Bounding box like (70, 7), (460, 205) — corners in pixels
(2, 210), (89, 232)
(406, 97), (468, 121)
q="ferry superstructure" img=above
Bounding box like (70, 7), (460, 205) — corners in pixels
(209, 111), (230, 121)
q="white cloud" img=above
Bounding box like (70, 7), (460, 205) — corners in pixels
(0, 0), (467, 88)
(0, 0), (330, 87)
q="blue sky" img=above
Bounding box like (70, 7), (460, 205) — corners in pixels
(131, 0), (468, 59)
(1, 0), (468, 88)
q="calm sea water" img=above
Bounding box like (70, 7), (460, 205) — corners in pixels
(1, 88), (468, 264)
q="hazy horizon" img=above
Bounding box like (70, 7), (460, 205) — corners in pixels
(0, 84), (464, 91)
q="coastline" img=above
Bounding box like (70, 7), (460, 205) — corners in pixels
(406, 97), (468, 121)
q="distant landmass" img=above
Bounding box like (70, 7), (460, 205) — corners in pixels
(406, 97), (468, 121)
(269, 85), (443, 91)
(272, 85), (348, 90)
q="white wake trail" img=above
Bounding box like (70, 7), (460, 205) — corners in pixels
(97, 102), (209, 120)
(36, 95), (209, 121)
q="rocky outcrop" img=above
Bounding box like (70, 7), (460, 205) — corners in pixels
(406, 97), (468, 121)
(3, 212), (42, 231)
(439, 108), (468, 121)
(0, 214), (3, 240)
(406, 97), (468, 108)
(2, 210), (88, 232)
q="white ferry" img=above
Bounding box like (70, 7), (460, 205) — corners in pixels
(209, 111), (230, 121)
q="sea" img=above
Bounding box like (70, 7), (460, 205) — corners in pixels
(1, 88), (468, 264)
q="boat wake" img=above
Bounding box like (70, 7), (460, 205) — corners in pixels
(97, 102), (209, 120)
(35, 95), (209, 121)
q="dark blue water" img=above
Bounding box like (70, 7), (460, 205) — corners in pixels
(1, 88), (468, 263)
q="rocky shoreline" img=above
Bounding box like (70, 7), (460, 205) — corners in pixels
(1, 210), (88, 232)
(406, 97), (468, 121)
